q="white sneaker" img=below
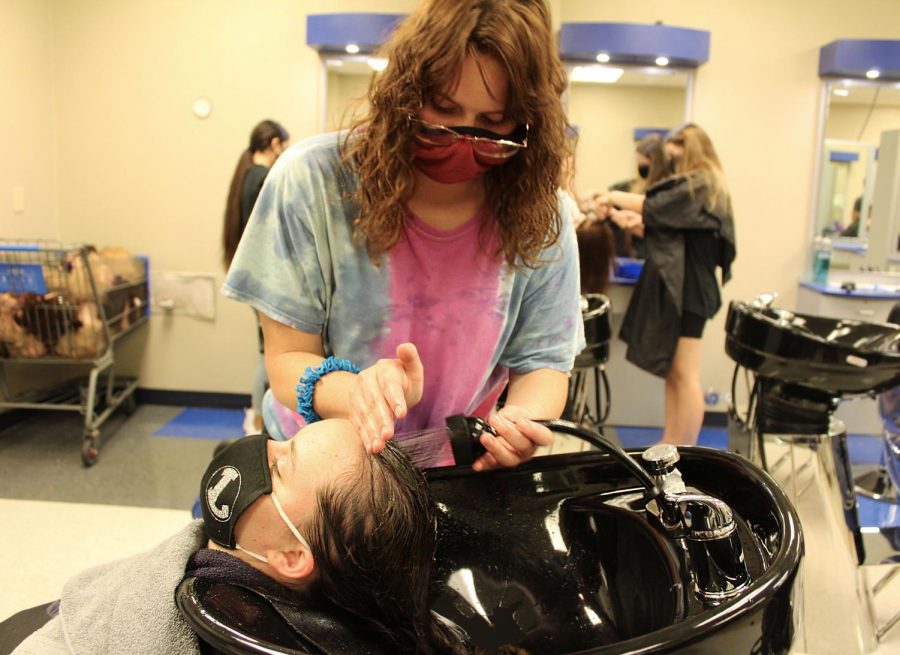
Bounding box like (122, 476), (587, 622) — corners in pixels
(242, 408), (258, 436)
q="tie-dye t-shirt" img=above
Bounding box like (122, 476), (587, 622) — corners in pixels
(223, 131), (584, 438)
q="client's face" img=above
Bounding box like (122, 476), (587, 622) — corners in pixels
(236, 419), (364, 552)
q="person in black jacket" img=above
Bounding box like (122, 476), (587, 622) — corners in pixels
(597, 124), (736, 445)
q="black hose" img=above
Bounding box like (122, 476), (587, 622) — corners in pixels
(598, 368), (611, 425)
(539, 419), (663, 501)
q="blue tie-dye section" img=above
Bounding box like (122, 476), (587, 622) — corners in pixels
(223, 131), (585, 372)
(223, 131), (389, 355)
(496, 192), (586, 373)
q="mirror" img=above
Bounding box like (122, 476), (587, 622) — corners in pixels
(321, 56), (381, 132)
(566, 65), (691, 212)
(814, 80), (900, 269)
(815, 138), (876, 240)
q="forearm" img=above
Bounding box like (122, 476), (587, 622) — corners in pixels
(266, 351), (357, 420)
(609, 190), (645, 214)
(504, 368), (569, 419)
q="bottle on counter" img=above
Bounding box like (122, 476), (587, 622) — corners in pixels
(813, 236), (832, 283)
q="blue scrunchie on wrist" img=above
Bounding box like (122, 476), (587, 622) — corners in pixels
(296, 356), (360, 424)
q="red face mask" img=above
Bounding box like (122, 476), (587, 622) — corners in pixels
(412, 139), (507, 185)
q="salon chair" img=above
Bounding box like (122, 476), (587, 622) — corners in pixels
(725, 295), (900, 654)
(565, 294), (612, 431)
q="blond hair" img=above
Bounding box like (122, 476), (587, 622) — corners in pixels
(667, 123), (731, 214)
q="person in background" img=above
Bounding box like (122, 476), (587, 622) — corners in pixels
(222, 120), (290, 435)
(597, 123), (736, 446)
(605, 133), (667, 259)
(10, 419), (471, 655)
(223, 0), (584, 471)
(840, 194), (863, 237)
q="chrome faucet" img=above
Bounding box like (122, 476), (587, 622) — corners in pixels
(642, 445), (751, 603)
(751, 292), (779, 309)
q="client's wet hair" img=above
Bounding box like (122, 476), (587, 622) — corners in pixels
(303, 442), (469, 654)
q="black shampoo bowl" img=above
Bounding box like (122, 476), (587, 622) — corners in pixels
(427, 446), (802, 654)
(725, 300), (900, 398)
(162, 418), (802, 655)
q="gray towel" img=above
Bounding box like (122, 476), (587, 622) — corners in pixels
(14, 521), (206, 655)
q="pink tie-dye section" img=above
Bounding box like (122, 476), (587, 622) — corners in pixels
(371, 208), (507, 441)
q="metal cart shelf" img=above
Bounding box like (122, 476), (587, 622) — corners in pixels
(0, 240), (149, 465)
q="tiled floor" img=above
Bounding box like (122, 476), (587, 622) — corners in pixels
(1, 407), (898, 654)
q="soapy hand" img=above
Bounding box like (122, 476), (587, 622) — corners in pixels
(472, 404), (553, 471)
(348, 343), (424, 454)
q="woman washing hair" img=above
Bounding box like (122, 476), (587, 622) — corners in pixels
(598, 123), (736, 445)
(223, 0), (584, 470)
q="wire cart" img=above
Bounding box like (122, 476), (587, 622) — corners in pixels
(0, 240), (150, 466)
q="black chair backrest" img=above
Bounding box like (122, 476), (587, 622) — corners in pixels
(176, 577), (391, 655)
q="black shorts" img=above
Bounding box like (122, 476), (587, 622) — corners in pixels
(680, 311), (707, 338)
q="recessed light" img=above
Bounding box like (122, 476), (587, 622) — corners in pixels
(865, 68), (880, 79)
(655, 56), (669, 67)
(596, 53), (610, 63)
(367, 58), (388, 72)
(833, 88), (849, 96)
(345, 43), (360, 54)
(570, 65), (625, 84)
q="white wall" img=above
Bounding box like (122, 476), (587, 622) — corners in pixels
(0, 0), (58, 239)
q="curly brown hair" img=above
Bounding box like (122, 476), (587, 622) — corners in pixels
(342, 0), (570, 268)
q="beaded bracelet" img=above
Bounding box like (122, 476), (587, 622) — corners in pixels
(296, 356), (360, 424)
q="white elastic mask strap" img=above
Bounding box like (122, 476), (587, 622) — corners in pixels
(235, 543), (268, 564)
(271, 491), (312, 552)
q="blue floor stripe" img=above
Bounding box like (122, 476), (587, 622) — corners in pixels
(847, 433), (886, 465)
(612, 426), (727, 450)
(153, 407), (244, 440)
(856, 494), (900, 528)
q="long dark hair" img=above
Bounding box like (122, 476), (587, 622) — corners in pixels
(304, 442), (469, 654)
(576, 219), (615, 293)
(222, 120), (289, 269)
(342, 0), (570, 268)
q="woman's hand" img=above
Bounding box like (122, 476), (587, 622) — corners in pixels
(472, 404), (553, 471)
(592, 193), (612, 220)
(348, 343), (424, 454)
(610, 208), (643, 231)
